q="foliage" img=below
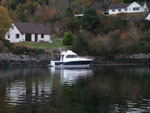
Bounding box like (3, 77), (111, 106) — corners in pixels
(10, 44), (45, 55)
(0, 6), (12, 39)
(81, 7), (101, 34)
(65, 8), (74, 17)
(102, 16), (128, 33)
(67, 19), (81, 33)
(138, 19), (150, 31)
(63, 31), (74, 45)
(0, 38), (12, 49)
(112, 0), (124, 4)
(72, 30), (89, 55)
(141, 29), (150, 44)
(123, 0), (145, 3)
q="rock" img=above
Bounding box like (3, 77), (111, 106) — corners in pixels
(2, 47), (8, 53)
(0, 40), (4, 51)
(0, 53), (52, 66)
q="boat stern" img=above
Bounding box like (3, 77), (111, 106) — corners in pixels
(50, 61), (56, 67)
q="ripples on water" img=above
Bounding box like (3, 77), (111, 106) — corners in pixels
(0, 65), (150, 113)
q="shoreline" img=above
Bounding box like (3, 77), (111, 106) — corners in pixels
(0, 52), (150, 66)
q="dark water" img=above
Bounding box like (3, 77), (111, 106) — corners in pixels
(0, 66), (150, 113)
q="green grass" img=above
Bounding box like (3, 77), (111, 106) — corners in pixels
(19, 38), (66, 49)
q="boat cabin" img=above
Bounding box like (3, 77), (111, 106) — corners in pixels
(60, 50), (79, 62)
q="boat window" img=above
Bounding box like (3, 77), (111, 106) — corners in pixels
(61, 55), (64, 61)
(66, 55), (78, 58)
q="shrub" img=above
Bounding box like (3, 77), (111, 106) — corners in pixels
(138, 19), (150, 31)
(63, 31), (74, 45)
(10, 44), (44, 55)
(114, 17), (128, 30)
(0, 38), (12, 49)
(141, 29), (150, 44)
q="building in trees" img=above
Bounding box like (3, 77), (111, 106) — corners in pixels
(5, 22), (51, 43)
(107, 1), (149, 15)
(145, 13), (150, 20)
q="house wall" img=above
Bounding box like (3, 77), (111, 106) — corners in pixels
(108, 2), (148, 15)
(108, 8), (127, 15)
(127, 2), (144, 13)
(145, 14), (150, 20)
(5, 24), (25, 43)
(143, 3), (149, 12)
(5, 23), (51, 43)
(37, 34), (51, 42)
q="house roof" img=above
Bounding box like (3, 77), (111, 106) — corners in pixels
(14, 22), (51, 35)
(139, 2), (145, 6)
(109, 3), (130, 9)
(109, 2), (146, 10)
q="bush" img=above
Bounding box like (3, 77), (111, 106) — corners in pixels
(63, 31), (74, 45)
(10, 44), (44, 55)
(114, 17), (127, 29)
(0, 38), (12, 49)
(141, 29), (150, 44)
(138, 19), (150, 31)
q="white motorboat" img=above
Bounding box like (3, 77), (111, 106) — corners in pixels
(50, 50), (92, 67)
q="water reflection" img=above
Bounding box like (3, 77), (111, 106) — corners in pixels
(0, 66), (150, 113)
(50, 67), (93, 84)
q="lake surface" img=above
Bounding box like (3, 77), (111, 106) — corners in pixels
(0, 65), (150, 113)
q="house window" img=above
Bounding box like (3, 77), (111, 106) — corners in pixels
(41, 34), (44, 38)
(8, 34), (10, 39)
(118, 9), (121, 11)
(66, 55), (78, 58)
(112, 9), (115, 12)
(133, 7), (139, 11)
(16, 34), (19, 38)
(124, 8), (127, 11)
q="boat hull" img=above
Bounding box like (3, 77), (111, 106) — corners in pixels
(50, 60), (92, 68)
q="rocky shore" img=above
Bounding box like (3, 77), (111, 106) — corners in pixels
(93, 53), (150, 65)
(0, 52), (150, 66)
(0, 53), (51, 66)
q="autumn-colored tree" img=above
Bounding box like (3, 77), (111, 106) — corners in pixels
(32, 6), (56, 23)
(112, 0), (124, 4)
(81, 7), (101, 34)
(0, 6), (12, 39)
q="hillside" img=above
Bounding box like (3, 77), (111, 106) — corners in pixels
(0, 0), (150, 58)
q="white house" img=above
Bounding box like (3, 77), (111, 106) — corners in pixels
(145, 13), (150, 20)
(74, 14), (84, 17)
(108, 1), (149, 15)
(5, 22), (51, 43)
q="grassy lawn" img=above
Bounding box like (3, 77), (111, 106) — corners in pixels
(19, 38), (66, 49)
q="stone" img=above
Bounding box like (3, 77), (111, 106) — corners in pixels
(0, 40), (4, 51)
(2, 47), (8, 53)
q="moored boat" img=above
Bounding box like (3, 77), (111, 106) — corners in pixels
(50, 50), (92, 67)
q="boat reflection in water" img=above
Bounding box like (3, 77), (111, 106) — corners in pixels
(50, 67), (93, 84)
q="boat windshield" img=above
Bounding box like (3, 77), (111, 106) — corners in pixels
(66, 55), (78, 58)
(60, 55), (64, 61)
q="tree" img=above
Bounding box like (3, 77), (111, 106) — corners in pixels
(0, 6), (12, 39)
(112, 0), (124, 4)
(72, 30), (89, 55)
(81, 7), (101, 34)
(123, 0), (146, 3)
(63, 31), (74, 45)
